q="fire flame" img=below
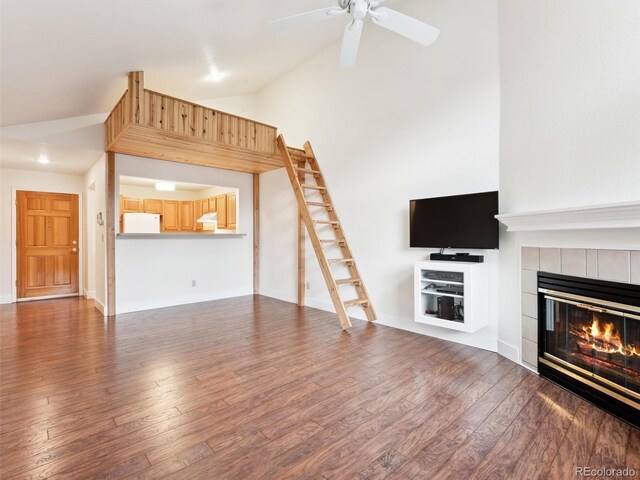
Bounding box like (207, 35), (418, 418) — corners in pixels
(579, 318), (639, 357)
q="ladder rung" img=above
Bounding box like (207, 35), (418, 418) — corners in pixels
(307, 202), (332, 208)
(336, 278), (361, 285)
(320, 239), (345, 244)
(344, 298), (369, 308)
(289, 151), (314, 158)
(314, 220), (339, 225)
(328, 258), (354, 264)
(301, 184), (326, 190)
(295, 167), (320, 175)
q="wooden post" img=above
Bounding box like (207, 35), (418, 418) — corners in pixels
(106, 152), (116, 316)
(127, 71), (144, 125)
(253, 173), (260, 295)
(297, 159), (305, 307)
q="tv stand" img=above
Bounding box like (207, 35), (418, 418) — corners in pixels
(415, 261), (488, 332)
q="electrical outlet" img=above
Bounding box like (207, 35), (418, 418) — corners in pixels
(192, 280), (197, 287)
(306, 282), (310, 290)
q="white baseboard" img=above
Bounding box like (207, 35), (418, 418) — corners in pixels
(259, 291), (498, 353)
(497, 339), (520, 364)
(115, 289), (253, 315)
(375, 313), (498, 353)
(84, 289), (96, 300)
(258, 289), (298, 305)
(94, 298), (106, 315)
(0, 295), (13, 304)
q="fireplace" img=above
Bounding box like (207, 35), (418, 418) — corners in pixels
(538, 272), (640, 428)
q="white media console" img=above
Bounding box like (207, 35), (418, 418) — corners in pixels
(414, 261), (489, 333)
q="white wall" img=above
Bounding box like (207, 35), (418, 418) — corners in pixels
(114, 155), (254, 314)
(84, 156), (106, 312)
(84, 181), (95, 298)
(256, 0), (502, 350)
(0, 168), (85, 303)
(198, 94), (259, 121)
(497, 0), (640, 360)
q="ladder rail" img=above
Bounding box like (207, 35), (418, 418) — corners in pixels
(302, 141), (377, 322)
(277, 135), (352, 329)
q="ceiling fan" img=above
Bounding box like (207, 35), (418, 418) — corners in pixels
(270, 0), (440, 69)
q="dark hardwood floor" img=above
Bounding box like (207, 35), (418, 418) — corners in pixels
(1, 296), (638, 479)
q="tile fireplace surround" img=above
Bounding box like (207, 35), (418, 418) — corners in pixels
(520, 247), (640, 371)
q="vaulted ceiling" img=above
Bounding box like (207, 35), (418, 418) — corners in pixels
(0, 0), (352, 127)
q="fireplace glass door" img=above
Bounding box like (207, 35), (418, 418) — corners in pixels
(543, 295), (640, 398)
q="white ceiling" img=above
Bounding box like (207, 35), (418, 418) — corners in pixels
(0, 0), (350, 127)
(0, 138), (103, 175)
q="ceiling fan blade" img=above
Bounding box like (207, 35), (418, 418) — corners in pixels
(370, 7), (440, 46)
(339, 19), (364, 69)
(270, 6), (346, 30)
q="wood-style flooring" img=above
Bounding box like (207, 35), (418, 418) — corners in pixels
(1, 296), (638, 479)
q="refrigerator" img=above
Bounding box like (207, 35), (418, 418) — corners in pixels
(123, 213), (160, 233)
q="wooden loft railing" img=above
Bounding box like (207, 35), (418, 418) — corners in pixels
(104, 71), (282, 174)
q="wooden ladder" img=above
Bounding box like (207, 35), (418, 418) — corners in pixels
(277, 135), (376, 330)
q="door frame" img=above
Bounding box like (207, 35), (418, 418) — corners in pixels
(11, 187), (84, 303)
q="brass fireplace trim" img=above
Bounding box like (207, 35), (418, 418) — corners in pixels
(538, 288), (640, 315)
(543, 294), (625, 317)
(541, 354), (640, 405)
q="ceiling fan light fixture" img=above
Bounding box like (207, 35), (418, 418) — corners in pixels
(271, 0), (440, 68)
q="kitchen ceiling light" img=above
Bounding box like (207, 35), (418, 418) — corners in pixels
(155, 182), (176, 192)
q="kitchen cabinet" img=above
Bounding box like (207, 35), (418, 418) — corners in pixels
(122, 196), (142, 213)
(180, 201), (195, 231)
(194, 200), (204, 231)
(216, 194), (227, 229)
(143, 198), (163, 214)
(226, 193), (237, 230)
(118, 192), (237, 233)
(162, 200), (180, 231)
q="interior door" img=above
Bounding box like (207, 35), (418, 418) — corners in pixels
(17, 191), (79, 299)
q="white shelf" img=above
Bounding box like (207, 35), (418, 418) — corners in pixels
(414, 260), (489, 333)
(421, 290), (463, 299)
(416, 314), (467, 332)
(421, 279), (464, 286)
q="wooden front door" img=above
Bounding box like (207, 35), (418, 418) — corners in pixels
(17, 191), (79, 299)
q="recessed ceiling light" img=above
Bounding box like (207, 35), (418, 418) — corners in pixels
(208, 67), (228, 82)
(37, 156), (50, 164)
(155, 182), (176, 192)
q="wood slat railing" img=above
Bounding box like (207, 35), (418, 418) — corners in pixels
(105, 91), (129, 148)
(141, 90), (277, 154)
(104, 72), (277, 158)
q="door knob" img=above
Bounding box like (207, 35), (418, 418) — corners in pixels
(71, 247), (78, 253)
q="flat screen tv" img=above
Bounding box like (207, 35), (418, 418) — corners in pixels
(410, 191), (499, 249)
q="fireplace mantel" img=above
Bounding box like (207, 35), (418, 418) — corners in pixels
(496, 200), (640, 232)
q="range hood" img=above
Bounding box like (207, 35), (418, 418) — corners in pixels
(197, 212), (217, 231)
(196, 213), (218, 223)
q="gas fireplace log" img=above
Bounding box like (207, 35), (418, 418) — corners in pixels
(568, 351), (640, 385)
(569, 326), (626, 352)
(573, 343), (640, 376)
(575, 340), (626, 364)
